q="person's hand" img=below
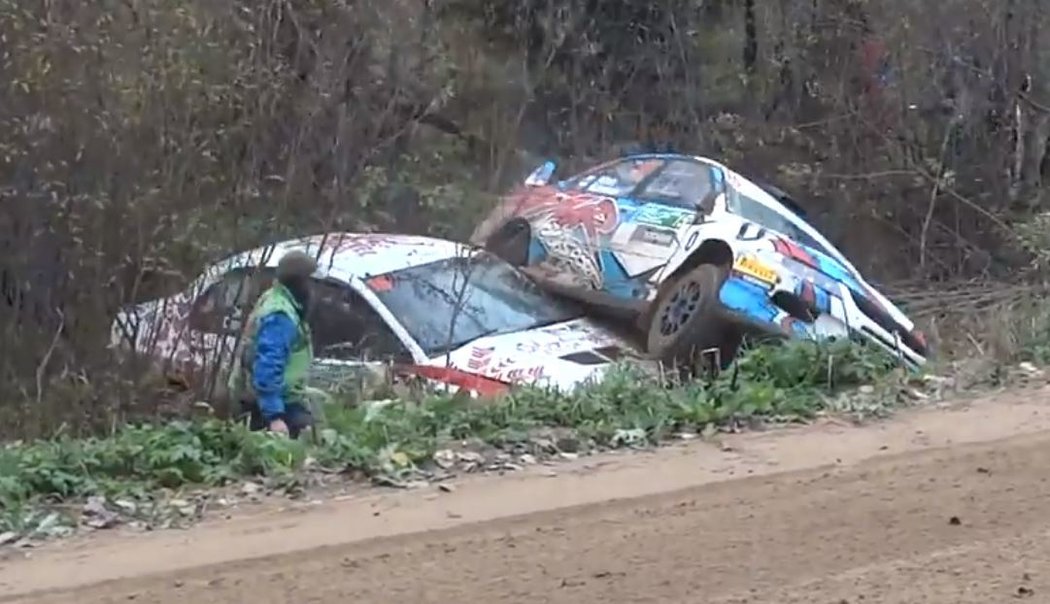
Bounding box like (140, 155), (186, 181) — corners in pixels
(268, 418), (289, 436)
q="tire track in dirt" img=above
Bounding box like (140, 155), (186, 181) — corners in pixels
(4, 389), (1050, 603)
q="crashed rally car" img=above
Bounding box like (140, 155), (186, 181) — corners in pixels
(110, 233), (644, 400)
(471, 153), (928, 369)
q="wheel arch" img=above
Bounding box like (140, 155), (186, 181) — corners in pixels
(637, 237), (735, 332)
(665, 238), (734, 283)
(482, 217), (533, 266)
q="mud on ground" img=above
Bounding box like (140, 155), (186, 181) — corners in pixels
(3, 387), (1049, 603)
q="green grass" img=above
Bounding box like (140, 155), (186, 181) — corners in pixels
(0, 339), (906, 535)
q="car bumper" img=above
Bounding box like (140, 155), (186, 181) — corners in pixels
(719, 275), (927, 368)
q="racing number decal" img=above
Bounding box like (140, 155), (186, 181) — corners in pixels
(736, 222), (766, 241)
(684, 231), (699, 250)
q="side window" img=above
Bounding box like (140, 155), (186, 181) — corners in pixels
(574, 158), (664, 196)
(189, 268), (274, 334)
(730, 193), (805, 240)
(308, 280), (410, 362)
(730, 193), (848, 262)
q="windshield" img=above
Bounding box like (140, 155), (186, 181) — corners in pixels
(567, 157), (721, 210)
(569, 157), (665, 196)
(635, 159), (720, 209)
(366, 252), (580, 357)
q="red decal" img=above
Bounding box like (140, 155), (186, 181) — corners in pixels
(772, 237), (817, 268)
(366, 275), (394, 292)
(512, 190), (620, 243)
(467, 346), (495, 371)
(498, 366), (545, 382)
(400, 364), (509, 397)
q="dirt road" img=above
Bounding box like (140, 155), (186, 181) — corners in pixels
(4, 387), (1050, 603)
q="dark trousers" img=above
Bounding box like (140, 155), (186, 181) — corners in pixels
(240, 400), (314, 440)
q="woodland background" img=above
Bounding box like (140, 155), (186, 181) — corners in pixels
(3, 0), (1050, 439)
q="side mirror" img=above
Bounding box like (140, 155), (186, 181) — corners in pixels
(691, 190), (722, 225)
(524, 160), (556, 187)
(698, 190), (721, 213)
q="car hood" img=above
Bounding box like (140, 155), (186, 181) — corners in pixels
(435, 317), (647, 392)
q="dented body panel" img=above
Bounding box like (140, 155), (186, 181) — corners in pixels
(471, 154), (928, 367)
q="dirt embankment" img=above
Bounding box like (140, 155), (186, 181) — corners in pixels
(3, 388), (1050, 604)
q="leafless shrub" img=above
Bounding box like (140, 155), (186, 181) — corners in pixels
(3, 0), (1050, 437)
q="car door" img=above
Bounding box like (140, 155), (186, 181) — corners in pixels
(184, 267), (276, 393)
(306, 279), (416, 396)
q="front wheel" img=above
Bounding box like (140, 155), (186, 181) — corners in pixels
(647, 263), (741, 373)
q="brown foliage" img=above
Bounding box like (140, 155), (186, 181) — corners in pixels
(1, 0), (1048, 437)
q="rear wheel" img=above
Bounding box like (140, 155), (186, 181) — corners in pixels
(483, 218), (531, 267)
(647, 263), (741, 373)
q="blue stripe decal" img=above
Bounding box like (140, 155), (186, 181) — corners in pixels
(711, 166), (725, 189)
(720, 277), (780, 324)
(527, 238), (548, 265)
(596, 249), (641, 299)
(813, 286), (831, 315)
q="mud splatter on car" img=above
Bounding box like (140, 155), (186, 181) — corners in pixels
(112, 232), (650, 399)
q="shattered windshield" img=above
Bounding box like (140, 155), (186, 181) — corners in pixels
(366, 252), (579, 357)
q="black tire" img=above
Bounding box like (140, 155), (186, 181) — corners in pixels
(647, 263), (741, 372)
(484, 218), (531, 267)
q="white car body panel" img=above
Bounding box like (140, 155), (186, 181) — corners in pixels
(475, 154), (927, 367)
(111, 233), (646, 397)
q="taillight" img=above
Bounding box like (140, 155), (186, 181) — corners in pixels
(404, 365), (511, 397)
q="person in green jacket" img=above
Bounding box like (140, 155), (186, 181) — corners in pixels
(229, 250), (317, 438)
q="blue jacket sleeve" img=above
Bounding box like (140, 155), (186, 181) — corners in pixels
(252, 313), (298, 421)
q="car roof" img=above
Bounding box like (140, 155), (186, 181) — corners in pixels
(616, 152), (719, 164)
(210, 232), (471, 284)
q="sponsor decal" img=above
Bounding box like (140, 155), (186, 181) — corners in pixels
(507, 190), (622, 289)
(631, 204), (693, 229)
(733, 255), (779, 285)
(467, 345), (495, 371)
(495, 366), (545, 383)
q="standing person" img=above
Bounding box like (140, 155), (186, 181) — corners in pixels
(228, 250), (318, 438)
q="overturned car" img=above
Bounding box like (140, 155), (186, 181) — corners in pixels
(110, 233), (645, 400)
(471, 153), (928, 369)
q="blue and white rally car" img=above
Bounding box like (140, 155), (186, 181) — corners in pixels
(470, 153), (928, 369)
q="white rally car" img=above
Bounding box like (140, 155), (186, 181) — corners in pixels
(471, 153), (928, 369)
(110, 233), (646, 400)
